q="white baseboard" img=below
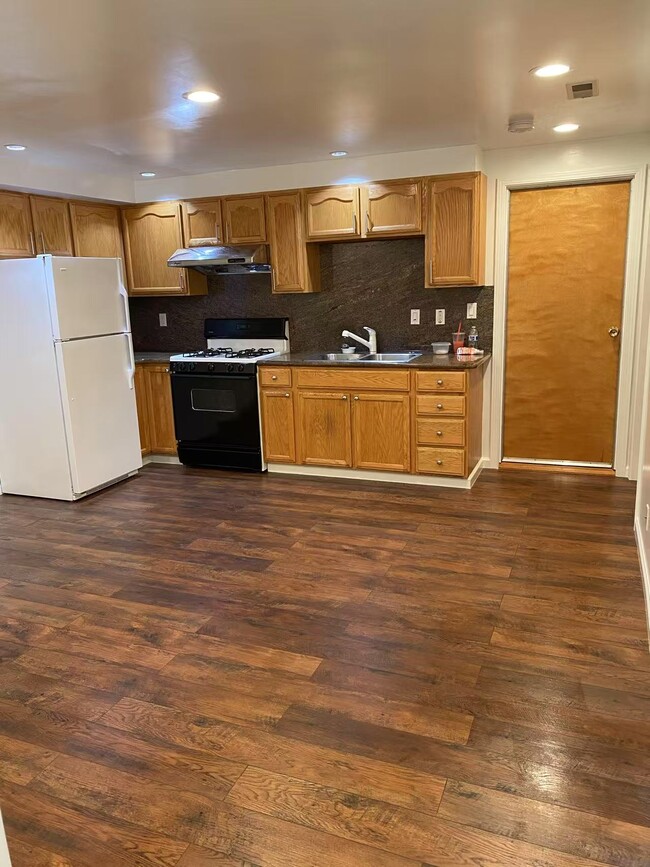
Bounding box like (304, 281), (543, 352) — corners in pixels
(634, 517), (650, 649)
(267, 457), (487, 489)
(142, 454), (182, 466)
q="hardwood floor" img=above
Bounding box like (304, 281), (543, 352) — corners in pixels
(0, 464), (648, 866)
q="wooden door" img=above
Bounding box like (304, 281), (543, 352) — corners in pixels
(304, 186), (360, 240)
(260, 389), (296, 462)
(503, 182), (630, 465)
(70, 202), (122, 258)
(30, 196), (75, 255)
(144, 364), (177, 454)
(223, 195), (266, 244)
(122, 202), (186, 295)
(0, 191), (34, 257)
(134, 364), (151, 456)
(266, 192), (319, 294)
(182, 199), (224, 246)
(362, 180), (422, 236)
(352, 392), (410, 471)
(425, 172), (486, 286)
(297, 391), (352, 467)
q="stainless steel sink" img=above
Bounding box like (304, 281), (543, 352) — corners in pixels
(361, 352), (422, 363)
(313, 353), (369, 361)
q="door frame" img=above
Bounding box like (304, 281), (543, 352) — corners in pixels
(489, 164), (649, 477)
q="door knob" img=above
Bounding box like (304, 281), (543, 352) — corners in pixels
(609, 327), (620, 338)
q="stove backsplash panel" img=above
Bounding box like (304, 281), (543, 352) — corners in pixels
(129, 237), (494, 353)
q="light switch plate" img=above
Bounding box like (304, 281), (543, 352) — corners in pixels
(467, 302), (477, 320)
(159, 313), (167, 327)
(410, 309), (420, 325)
(435, 308), (445, 325)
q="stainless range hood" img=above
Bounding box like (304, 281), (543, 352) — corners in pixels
(167, 244), (271, 275)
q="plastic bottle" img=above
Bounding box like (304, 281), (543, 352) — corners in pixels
(468, 325), (479, 350)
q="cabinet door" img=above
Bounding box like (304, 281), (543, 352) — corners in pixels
(30, 196), (75, 255)
(223, 195), (266, 244)
(266, 192), (319, 294)
(260, 389), (296, 463)
(425, 172), (486, 287)
(122, 202), (187, 295)
(362, 180), (422, 236)
(144, 364), (177, 454)
(0, 191), (35, 257)
(352, 392), (410, 472)
(134, 364), (151, 456)
(304, 186), (360, 240)
(297, 391), (352, 467)
(70, 202), (123, 258)
(182, 199), (224, 246)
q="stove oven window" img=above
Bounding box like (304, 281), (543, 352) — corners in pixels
(190, 388), (238, 413)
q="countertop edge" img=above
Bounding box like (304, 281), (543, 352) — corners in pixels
(258, 353), (491, 370)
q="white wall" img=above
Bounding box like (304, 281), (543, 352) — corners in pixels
(0, 152), (135, 203)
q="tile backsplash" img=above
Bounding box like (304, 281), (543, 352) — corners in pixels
(129, 237), (493, 353)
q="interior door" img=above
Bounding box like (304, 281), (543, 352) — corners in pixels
(503, 181), (630, 465)
(55, 333), (141, 494)
(47, 256), (129, 339)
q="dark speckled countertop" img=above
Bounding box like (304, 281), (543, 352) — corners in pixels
(259, 352), (490, 370)
(134, 352), (177, 363)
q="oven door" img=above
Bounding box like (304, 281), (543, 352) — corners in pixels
(171, 372), (261, 452)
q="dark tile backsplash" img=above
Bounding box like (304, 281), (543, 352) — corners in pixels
(129, 237), (493, 353)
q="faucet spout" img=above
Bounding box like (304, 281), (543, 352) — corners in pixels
(341, 326), (377, 354)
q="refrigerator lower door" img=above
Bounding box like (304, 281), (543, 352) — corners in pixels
(55, 333), (142, 495)
(46, 256), (130, 340)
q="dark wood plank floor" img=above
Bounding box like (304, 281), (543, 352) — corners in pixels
(0, 465), (648, 866)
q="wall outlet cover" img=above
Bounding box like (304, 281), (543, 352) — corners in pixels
(159, 313), (167, 327)
(410, 309), (420, 325)
(467, 302), (477, 319)
(435, 309), (445, 325)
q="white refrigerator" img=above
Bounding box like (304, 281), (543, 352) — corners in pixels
(0, 255), (142, 501)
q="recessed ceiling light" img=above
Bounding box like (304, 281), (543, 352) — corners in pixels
(183, 90), (220, 103)
(5, 144), (26, 151)
(531, 64), (571, 78)
(330, 150), (348, 157)
(553, 122), (580, 133)
(140, 171), (156, 178)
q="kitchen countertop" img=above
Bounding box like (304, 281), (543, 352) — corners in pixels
(134, 352), (176, 363)
(259, 351), (491, 370)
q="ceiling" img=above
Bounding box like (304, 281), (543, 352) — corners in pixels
(1, 0), (649, 179)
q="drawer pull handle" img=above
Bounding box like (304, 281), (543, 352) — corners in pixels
(271, 374), (278, 381)
(437, 379), (444, 386)
(436, 459), (443, 466)
(437, 403), (444, 409)
(436, 430), (443, 436)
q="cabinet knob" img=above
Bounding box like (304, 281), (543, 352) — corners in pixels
(436, 403), (443, 409)
(436, 430), (443, 436)
(353, 395), (359, 401)
(284, 392), (290, 398)
(437, 379), (444, 386)
(164, 368), (169, 373)
(436, 459), (443, 466)
(341, 395), (348, 400)
(271, 374), (278, 381)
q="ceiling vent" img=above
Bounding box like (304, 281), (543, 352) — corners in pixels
(567, 80), (599, 100)
(508, 114), (535, 134)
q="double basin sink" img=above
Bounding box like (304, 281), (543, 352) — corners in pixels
(310, 352), (422, 364)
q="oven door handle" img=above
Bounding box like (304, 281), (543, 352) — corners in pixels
(172, 373), (255, 381)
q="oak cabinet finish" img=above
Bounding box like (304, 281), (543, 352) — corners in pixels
(352, 391), (410, 472)
(70, 202), (122, 258)
(295, 367), (409, 392)
(134, 363), (177, 456)
(223, 195), (266, 244)
(416, 445), (466, 476)
(297, 391), (353, 467)
(266, 192), (320, 294)
(259, 366), (292, 388)
(260, 389), (296, 463)
(133, 364), (151, 456)
(181, 199), (224, 246)
(416, 394), (466, 416)
(417, 417), (466, 447)
(30, 196), (75, 255)
(425, 171), (486, 287)
(415, 371), (466, 393)
(362, 180), (422, 236)
(304, 186), (361, 240)
(0, 191), (34, 257)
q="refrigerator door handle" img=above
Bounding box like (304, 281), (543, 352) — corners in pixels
(119, 284), (131, 333)
(125, 334), (135, 389)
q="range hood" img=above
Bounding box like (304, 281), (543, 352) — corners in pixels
(167, 244), (271, 275)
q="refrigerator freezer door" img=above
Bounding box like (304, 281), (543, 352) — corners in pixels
(45, 256), (130, 340)
(55, 333), (142, 495)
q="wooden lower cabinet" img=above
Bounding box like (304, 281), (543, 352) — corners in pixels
(352, 392), (410, 472)
(134, 363), (177, 456)
(296, 391), (352, 467)
(260, 389), (296, 463)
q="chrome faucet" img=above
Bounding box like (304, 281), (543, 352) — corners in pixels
(341, 326), (377, 354)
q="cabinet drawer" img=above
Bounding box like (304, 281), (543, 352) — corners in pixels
(417, 418), (465, 447)
(260, 367), (291, 387)
(295, 367), (409, 391)
(417, 446), (466, 476)
(415, 371), (466, 393)
(416, 394), (466, 416)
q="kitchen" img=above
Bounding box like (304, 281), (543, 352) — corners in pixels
(0, 2), (650, 866)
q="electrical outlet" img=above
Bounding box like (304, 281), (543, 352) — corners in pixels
(159, 313), (167, 327)
(410, 309), (420, 325)
(467, 302), (477, 319)
(645, 504), (649, 531)
(435, 308), (445, 326)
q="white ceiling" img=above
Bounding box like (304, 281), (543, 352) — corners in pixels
(1, 0), (649, 179)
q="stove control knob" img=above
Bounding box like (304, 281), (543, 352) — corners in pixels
(189, 362), (196, 371)
(176, 362), (184, 372)
(227, 363), (234, 373)
(238, 364), (244, 372)
(207, 363), (215, 372)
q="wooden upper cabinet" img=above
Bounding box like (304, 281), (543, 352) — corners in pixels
(425, 172), (486, 287)
(30, 196), (75, 256)
(304, 186), (361, 240)
(182, 199), (224, 246)
(69, 202), (122, 258)
(223, 195), (266, 244)
(351, 391), (410, 472)
(362, 180), (422, 236)
(266, 192), (320, 294)
(0, 191), (35, 258)
(297, 391), (352, 467)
